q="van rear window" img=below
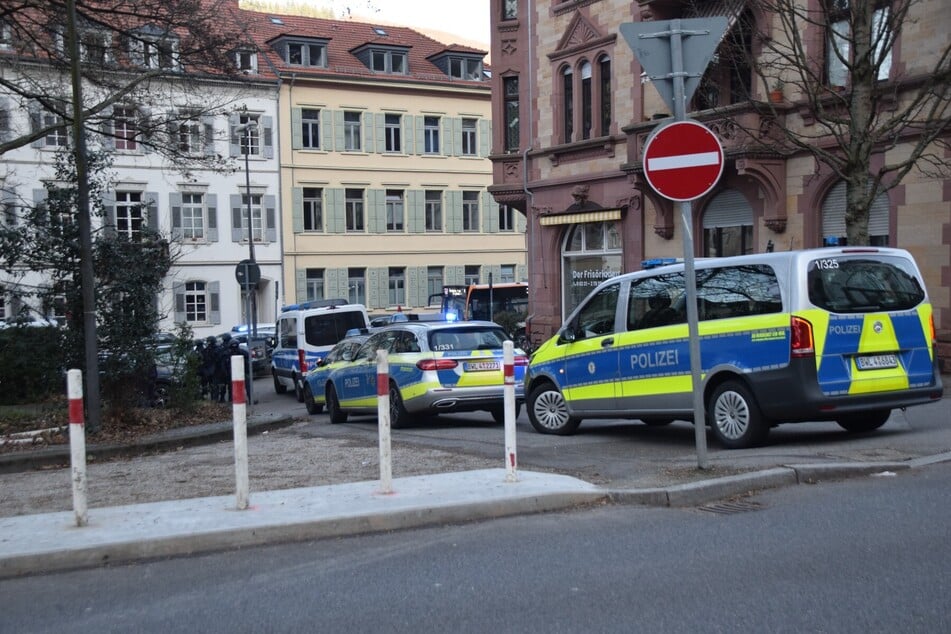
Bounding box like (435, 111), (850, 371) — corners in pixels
(304, 311), (368, 347)
(807, 256), (924, 313)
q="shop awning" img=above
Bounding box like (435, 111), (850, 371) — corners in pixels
(539, 209), (622, 226)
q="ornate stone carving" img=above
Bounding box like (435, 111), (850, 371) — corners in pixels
(764, 217), (787, 233)
(501, 39), (517, 56)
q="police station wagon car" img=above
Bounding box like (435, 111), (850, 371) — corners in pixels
(525, 247), (943, 448)
(320, 321), (528, 427)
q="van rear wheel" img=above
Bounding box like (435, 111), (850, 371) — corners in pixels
(293, 373), (304, 402)
(527, 383), (580, 435)
(708, 380), (769, 449)
(837, 409), (890, 433)
(273, 373), (287, 394)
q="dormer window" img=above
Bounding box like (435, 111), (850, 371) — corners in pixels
(450, 57), (483, 81)
(80, 28), (112, 64)
(352, 43), (409, 75)
(236, 49), (257, 73)
(128, 27), (179, 70)
(275, 38), (327, 67)
(0, 20), (11, 50)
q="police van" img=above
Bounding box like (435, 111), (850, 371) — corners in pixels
(525, 247), (943, 448)
(271, 299), (370, 401)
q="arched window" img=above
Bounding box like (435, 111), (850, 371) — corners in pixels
(702, 190), (753, 257)
(562, 66), (573, 143)
(559, 55), (613, 143)
(561, 221), (622, 317)
(598, 55), (611, 136)
(821, 180), (889, 246)
(580, 61), (592, 140)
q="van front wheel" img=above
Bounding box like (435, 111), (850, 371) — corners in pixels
(527, 383), (580, 435)
(708, 381), (769, 449)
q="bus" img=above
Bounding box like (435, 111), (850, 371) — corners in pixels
(431, 283), (531, 348)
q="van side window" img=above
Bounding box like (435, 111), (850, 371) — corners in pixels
(695, 264), (781, 320)
(279, 318), (297, 348)
(574, 283), (620, 338)
(628, 274), (685, 330)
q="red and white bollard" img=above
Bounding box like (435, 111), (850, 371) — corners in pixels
(67, 369), (88, 526)
(231, 355), (249, 510)
(376, 349), (393, 494)
(503, 340), (518, 482)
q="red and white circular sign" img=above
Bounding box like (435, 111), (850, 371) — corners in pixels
(642, 120), (724, 201)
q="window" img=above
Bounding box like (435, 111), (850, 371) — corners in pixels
(113, 106), (138, 151)
(599, 56), (612, 136)
(115, 191), (145, 241)
(306, 269), (325, 302)
(348, 268), (366, 305)
(502, 0), (517, 20)
(286, 41), (326, 67)
(174, 111), (203, 155)
(461, 118), (477, 156)
(500, 265), (516, 284)
(344, 111), (362, 151)
(129, 32), (178, 70)
(0, 20), (11, 50)
(303, 187), (322, 232)
(498, 204), (515, 232)
(236, 113), (261, 156)
(503, 76), (519, 153)
(464, 266), (480, 285)
(427, 266), (444, 301)
(561, 56), (612, 143)
(386, 190), (404, 232)
(574, 283), (621, 337)
(236, 49), (257, 73)
(301, 108), (320, 149)
(562, 221), (623, 315)
(181, 193), (205, 240)
(424, 116), (440, 154)
(581, 62), (592, 140)
(239, 193), (265, 242)
(425, 190), (443, 231)
(345, 188), (364, 232)
(562, 66), (573, 143)
(184, 281), (208, 323)
(80, 29), (111, 64)
(826, 1), (893, 86)
(384, 113), (402, 152)
(371, 49), (407, 74)
(449, 57), (483, 81)
(462, 191), (479, 232)
(388, 268), (406, 306)
(35, 110), (68, 147)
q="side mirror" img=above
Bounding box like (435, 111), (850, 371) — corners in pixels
(559, 324), (577, 344)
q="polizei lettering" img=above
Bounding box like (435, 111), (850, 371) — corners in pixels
(829, 324), (862, 335)
(630, 349), (679, 370)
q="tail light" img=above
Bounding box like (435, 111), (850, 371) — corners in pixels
(298, 349), (308, 373)
(929, 314), (936, 344)
(791, 316), (815, 358)
(417, 358), (459, 371)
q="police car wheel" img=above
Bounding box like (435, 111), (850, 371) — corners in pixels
(326, 384), (348, 424)
(528, 383), (580, 435)
(303, 384), (323, 415)
(836, 409), (890, 433)
(273, 373), (287, 394)
(388, 382), (410, 429)
(708, 381), (769, 449)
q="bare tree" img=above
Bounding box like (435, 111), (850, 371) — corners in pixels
(732, 0), (951, 245)
(0, 0), (257, 165)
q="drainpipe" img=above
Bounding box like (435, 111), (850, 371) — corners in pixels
(522, 0), (538, 336)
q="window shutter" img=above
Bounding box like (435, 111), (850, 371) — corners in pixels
(201, 115), (216, 155)
(441, 117), (452, 156)
(290, 108), (302, 150)
(367, 268), (382, 309)
(482, 191), (498, 233)
(368, 189), (385, 233)
(173, 282), (185, 323)
(478, 119), (491, 158)
(228, 113), (240, 157)
(363, 112), (374, 153)
(375, 113), (385, 152)
(333, 110), (344, 151)
(452, 118), (462, 157)
(138, 106), (154, 153)
(101, 190), (116, 237)
(484, 265), (503, 286)
(262, 116), (274, 158)
(145, 191), (159, 232)
(170, 192), (183, 240)
(230, 194), (243, 242)
(702, 190), (752, 228)
(446, 265), (465, 286)
(265, 195), (277, 242)
(327, 188), (345, 233)
(407, 189), (423, 233)
(321, 110), (333, 150)
(414, 116), (424, 154)
(517, 264), (527, 283)
(325, 268), (343, 299)
(292, 187), (304, 233)
(0, 97), (11, 143)
(29, 105), (44, 148)
(295, 269), (307, 303)
(209, 281), (220, 325)
(447, 190), (463, 233)
(0, 187), (16, 227)
(206, 193), (218, 242)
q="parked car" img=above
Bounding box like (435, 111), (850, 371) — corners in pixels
(319, 321), (528, 427)
(219, 325), (274, 377)
(301, 333), (371, 414)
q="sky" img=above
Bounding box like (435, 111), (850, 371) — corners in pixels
(327, 0), (490, 47)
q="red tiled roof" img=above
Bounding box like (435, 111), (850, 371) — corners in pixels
(233, 4), (489, 86)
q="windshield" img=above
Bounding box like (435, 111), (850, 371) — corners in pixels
(807, 255), (924, 313)
(467, 286), (528, 321)
(429, 326), (509, 352)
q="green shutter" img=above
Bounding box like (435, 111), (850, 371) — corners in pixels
(291, 108), (302, 150)
(295, 269), (307, 303)
(292, 187), (303, 233)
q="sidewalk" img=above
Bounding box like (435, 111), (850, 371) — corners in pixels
(2, 409), (950, 579)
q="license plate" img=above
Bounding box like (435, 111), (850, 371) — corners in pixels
(855, 354), (898, 370)
(464, 361), (500, 372)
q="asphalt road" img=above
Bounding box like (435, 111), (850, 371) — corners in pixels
(258, 377), (951, 489)
(3, 459), (949, 633)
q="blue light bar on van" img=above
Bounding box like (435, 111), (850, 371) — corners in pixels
(281, 298), (350, 312)
(641, 258), (680, 269)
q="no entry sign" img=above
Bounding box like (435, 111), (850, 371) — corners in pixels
(643, 120), (724, 201)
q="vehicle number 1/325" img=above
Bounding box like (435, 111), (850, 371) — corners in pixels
(815, 258), (840, 270)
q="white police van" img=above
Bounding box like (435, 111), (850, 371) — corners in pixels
(271, 299), (370, 401)
(526, 247), (944, 448)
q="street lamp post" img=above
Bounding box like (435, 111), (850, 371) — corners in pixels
(235, 119), (258, 405)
